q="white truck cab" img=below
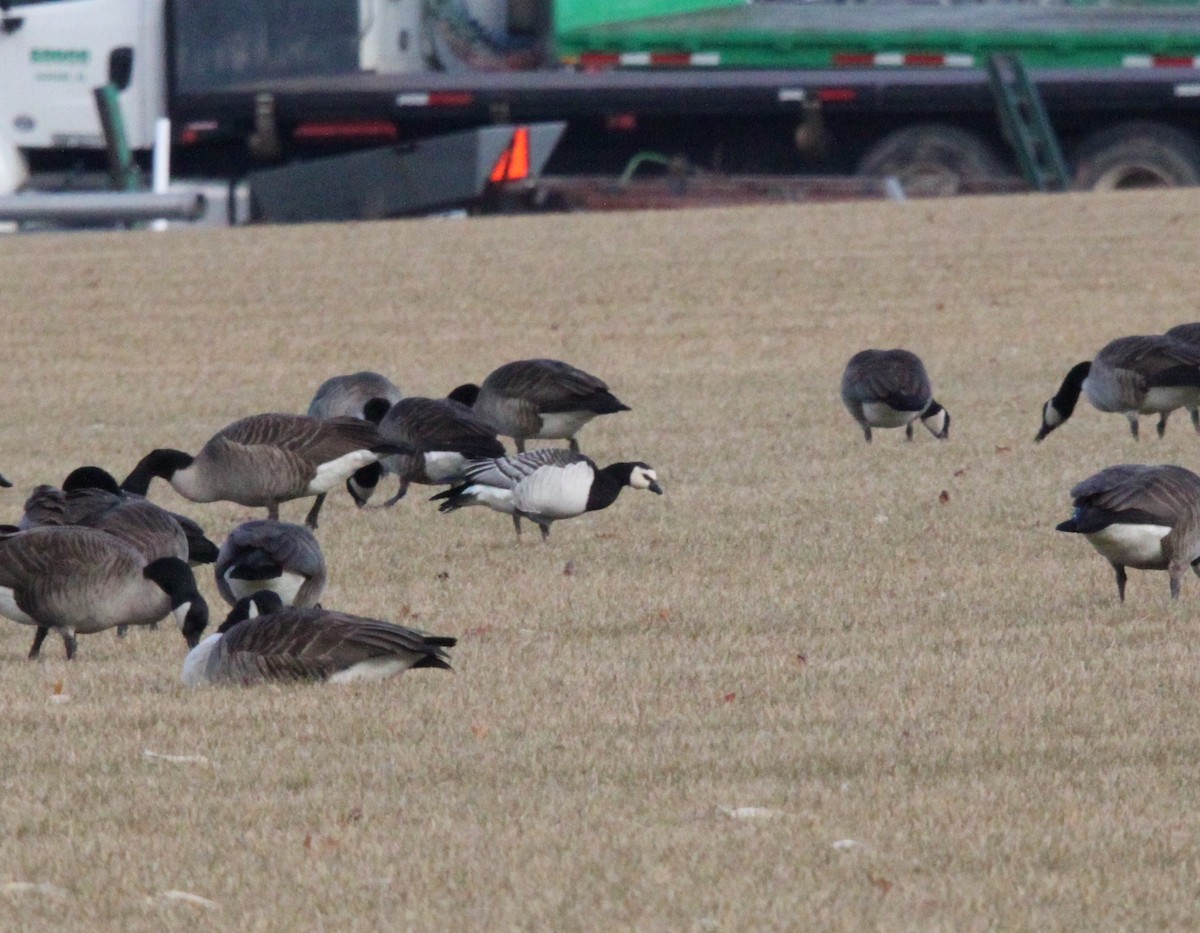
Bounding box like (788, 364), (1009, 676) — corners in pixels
(0, 0), (165, 152)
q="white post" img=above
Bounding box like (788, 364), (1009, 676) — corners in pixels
(151, 117), (172, 231)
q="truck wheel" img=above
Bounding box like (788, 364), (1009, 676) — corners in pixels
(1072, 123), (1200, 190)
(857, 124), (1005, 196)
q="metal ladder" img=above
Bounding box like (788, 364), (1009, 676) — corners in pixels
(986, 53), (1070, 192)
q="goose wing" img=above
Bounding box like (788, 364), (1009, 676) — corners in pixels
(386, 397), (505, 458)
(216, 413), (389, 460)
(1099, 335), (1200, 383)
(485, 359), (622, 414)
(217, 608), (454, 683)
(1069, 464), (1200, 526)
(460, 449), (588, 490)
(841, 349), (932, 409)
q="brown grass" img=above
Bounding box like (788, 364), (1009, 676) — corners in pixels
(2, 191), (1200, 929)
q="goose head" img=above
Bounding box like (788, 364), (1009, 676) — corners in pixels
(346, 462), (383, 507)
(61, 466), (122, 494)
(122, 449), (195, 495)
(922, 402), (950, 440)
(625, 463), (663, 495)
(447, 383), (481, 407)
(144, 556), (208, 647)
(219, 590), (285, 634)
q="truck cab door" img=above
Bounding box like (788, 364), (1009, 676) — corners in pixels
(0, 0), (163, 152)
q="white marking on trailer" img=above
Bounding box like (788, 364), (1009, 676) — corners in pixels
(944, 54), (975, 68)
(621, 52), (652, 66)
(396, 93), (431, 106)
(1176, 83), (1200, 97)
(691, 52), (721, 67)
(875, 53), (905, 67)
(778, 88), (806, 103)
(1123, 55), (1154, 68)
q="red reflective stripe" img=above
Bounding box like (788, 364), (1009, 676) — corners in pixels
(833, 53), (874, 66)
(904, 53), (944, 66)
(427, 92), (473, 106)
(817, 88), (857, 103)
(580, 53), (620, 69)
(650, 52), (692, 66)
(293, 121), (397, 139)
(1155, 55), (1197, 67)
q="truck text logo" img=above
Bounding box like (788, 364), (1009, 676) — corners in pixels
(31, 49), (90, 65)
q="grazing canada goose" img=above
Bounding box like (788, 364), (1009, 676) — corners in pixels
(840, 349), (950, 443)
(307, 371), (404, 424)
(1056, 463), (1200, 600)
(447, 358), (630, 453)
(1036, 335), (1200, 441)
(347, 396), (507, 507)
(0, 525), (207, 659)
(182, 590), (456, 687)
(431, 448), (663, 541)
(21, 465), (219, 639)
(215, 519), (326, 609)
(122, 413), (411, 529)
(21, 466), (218, 565)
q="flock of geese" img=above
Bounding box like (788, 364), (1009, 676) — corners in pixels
(843, 323), (1200, 602)
(0, 358), (662, 685)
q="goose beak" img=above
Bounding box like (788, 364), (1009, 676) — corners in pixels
(648, 480), (663, 495)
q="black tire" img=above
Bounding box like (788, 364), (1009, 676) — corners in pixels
(856, 123), (1006, 197)
(1072, 122), (1200, 190)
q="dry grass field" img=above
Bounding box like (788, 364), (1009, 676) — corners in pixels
(2, 190), (1200, 930)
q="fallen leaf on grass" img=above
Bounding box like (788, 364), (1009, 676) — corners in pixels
(338, 807), (363, 826)
(471, 724), (489, 739)
(938, 490), (950, 504)
(871, 876), (894, 895)
(794, 654), (808, 667)
(303, 834), (340, 855)
(563, 560), (576, 576)
(995, 445), (1011, 454)
(953, 468), (967, 477)
(143, 750), (213, 767)
(461, 625), (494, 639)
(435, 571), (450, 581)
(723, 692), (736, 703)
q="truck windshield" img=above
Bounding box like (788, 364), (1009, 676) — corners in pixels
(172, 0), (361, 92)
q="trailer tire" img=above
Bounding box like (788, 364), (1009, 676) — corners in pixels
(857, 124), (1005, 197)
(1072, 123), (1200, 190)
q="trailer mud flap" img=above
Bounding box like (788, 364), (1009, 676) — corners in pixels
(246, 122), (564, 223)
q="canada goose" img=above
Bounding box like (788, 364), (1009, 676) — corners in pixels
(182, 590), (456, 687)
(121, 413), (411, 529)
(431, 448), (663, 541)
(307, 371), (404, 424)
(447, 358), (630, 453)
(347, 396), (507, 507)
(840, 349), (950, 443)
(1163, 323), (1200, 432)
(215, 519), (326, 609)
(21, 466), (218, 565)
(1056, 463), (1200, 600)
(0, 525), (207, 659)
(22, 465), (219, 639)
(1036, 335), (1200, 441)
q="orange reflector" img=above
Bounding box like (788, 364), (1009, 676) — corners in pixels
(489, 127), (531, 183)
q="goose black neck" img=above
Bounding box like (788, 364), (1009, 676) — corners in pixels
(121, 449), (194, 495)
(1052, 361), (1091, 419)
(586, 464), (634, 513)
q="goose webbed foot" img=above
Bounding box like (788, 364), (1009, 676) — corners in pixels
(1113, 563), (1128, 602)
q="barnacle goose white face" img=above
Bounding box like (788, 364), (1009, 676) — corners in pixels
(629, 465), (663, 494)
